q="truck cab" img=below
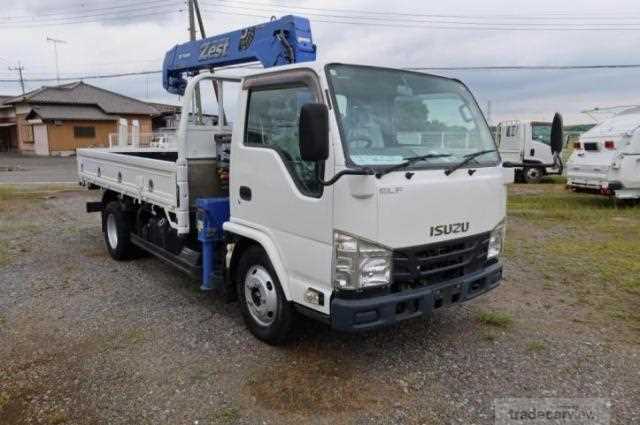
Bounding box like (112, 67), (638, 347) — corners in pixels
(496, 120), (562, 183)
(226, 62), (507, 337)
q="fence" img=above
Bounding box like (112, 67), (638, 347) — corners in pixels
(108, 132), (177, 149)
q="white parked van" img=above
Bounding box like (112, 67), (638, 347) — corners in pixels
(496, 120), (563, 183)
(566, 107), (640, 199)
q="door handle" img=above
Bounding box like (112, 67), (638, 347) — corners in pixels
(239, 186), (252, 201)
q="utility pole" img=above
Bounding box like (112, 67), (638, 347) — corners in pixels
(187, 0), (203, 123)
(8, 62), (25, 94)
(46, 36), (67, 85)
(192, 0), (226, 125)
(486, 100), (493, 126)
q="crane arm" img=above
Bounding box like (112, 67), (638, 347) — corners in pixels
(162, 15), (316, 95)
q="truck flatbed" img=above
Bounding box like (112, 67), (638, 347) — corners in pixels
(78, 147), (181, 212)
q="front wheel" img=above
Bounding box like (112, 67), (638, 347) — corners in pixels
(523, 166), (544, 184)
(236, 246), (293, 345)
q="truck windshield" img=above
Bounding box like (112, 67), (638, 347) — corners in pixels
(531, 123), (552, 145)
(326, 64), (498, 168)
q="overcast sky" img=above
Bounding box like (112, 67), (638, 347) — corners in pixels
(1, 0), (639, 124)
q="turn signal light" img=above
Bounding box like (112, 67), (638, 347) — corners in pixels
(604, 141), (615, 150)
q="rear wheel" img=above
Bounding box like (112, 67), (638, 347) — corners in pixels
(236, 246), (293, 345)
(102, 201), (135, 261)
(523, 166), (544, 184)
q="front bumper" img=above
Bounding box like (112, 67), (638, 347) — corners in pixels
(331, 262), (502, 332)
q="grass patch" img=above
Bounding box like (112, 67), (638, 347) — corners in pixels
(0, 242), (11, 267)
(477, 310), (513, 328)
(526, 341), (546, 353)
(0, 184), (80, 201)
(208, 407), (240, 425)
(48, 411), (68, 424)
(0, 391), (9, 410)
(507, 184), (640, 332)
(482, 331), (498, 342)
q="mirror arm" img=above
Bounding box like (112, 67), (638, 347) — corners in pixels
(319, 168), (376, 186)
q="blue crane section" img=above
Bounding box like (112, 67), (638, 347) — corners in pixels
(162, 15), (317, 95)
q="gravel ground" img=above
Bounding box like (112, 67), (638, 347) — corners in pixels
(0, 154), (77, 183)
(0, 186), (639, 425)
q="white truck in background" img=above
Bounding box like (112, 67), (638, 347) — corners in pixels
(566, 107), (640, 199)
(496, 120), (563, 183)
(76, 16), (516, 344)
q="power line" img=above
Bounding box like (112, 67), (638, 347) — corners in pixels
(0, 0), (179, 22)
(406, 64), (640, 71)
(0, 7), (184, 28)
(0, 70), (161, 83)
(1, 63), (639, 84)
(3, 0), (639, 23)
(2, 0), (639, 30)
(1, 1), (638, 31)
(203, 0), (640, 21)
(201, 0), (640, 26)
(198, 7), (640, 31)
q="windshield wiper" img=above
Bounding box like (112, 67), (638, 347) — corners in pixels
(375, 154), (452, 178)
(444, 149), (497, 176)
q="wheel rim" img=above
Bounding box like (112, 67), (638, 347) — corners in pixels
(106, 213), (118, 249)
(244, 265), (278, 327)
(527, 168), (541, 180)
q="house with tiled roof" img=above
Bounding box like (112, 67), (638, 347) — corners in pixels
(0, 82), (161, 155)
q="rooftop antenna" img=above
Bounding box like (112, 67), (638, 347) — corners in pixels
(46, 36), (68, 85)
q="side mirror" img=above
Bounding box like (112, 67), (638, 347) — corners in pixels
(299, 103), (329, 162)
(550, 112), (564, 154)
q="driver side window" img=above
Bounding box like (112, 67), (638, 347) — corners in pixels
(244, 85), (323, 197)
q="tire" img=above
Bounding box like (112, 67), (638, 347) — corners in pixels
(236, 246), (293, 345)
(514, 169), (525, 183)
(102, 201), (136, 261)
(523, 166), (544, 184)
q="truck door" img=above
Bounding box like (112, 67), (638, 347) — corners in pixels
(230, 70), (333, 305)
(528, 122), (554, 165)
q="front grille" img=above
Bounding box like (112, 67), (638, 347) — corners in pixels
(392, 232), (490, 290)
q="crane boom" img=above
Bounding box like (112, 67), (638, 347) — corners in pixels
(163, 15), (316, 95)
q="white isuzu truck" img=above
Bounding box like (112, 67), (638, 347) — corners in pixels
(496, 120), (563, 183)
(566, 107), (640, 199)
(77, 16), (513, 344)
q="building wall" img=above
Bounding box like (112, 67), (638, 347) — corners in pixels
(126, 115), (153, 134)
(45, 116), (153, 154)
(5, 101), (154, 155)
(46, 120), (117, 152)
(16, 113), (34, 153)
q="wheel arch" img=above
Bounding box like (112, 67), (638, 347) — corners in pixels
(101, 190), (137, 231)
(224, 222), (292, 301)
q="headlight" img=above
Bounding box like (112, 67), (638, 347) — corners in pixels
(333, 231), (392, 291)
(487, 221), (506, 260)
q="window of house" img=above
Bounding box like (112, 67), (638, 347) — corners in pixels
(244, 84), (322, 197)
(74, 126), (96, 138)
